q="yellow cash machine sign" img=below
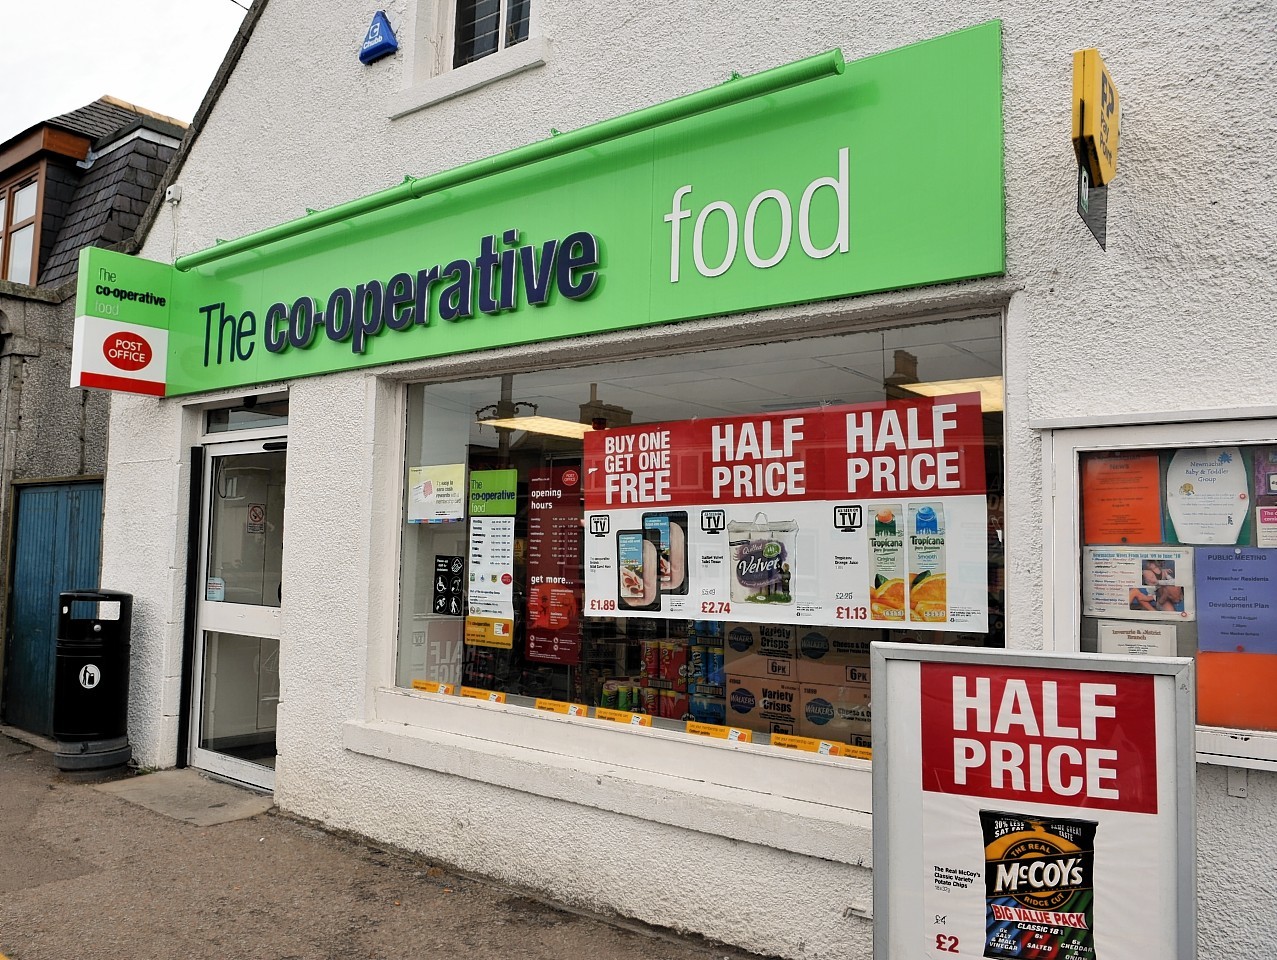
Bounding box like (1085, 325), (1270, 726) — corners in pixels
(1072, 48), (1120, 186)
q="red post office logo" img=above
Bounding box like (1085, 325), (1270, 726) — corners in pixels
(103, 332), (153, 371)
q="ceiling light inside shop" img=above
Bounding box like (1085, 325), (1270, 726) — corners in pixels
(899, 376), (1004, 413)
(477, 415), (595, 440)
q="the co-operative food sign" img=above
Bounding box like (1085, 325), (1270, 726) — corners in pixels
(71, 23), (1003, 398)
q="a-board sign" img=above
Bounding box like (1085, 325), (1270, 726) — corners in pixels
(872, 643), (1195, 960)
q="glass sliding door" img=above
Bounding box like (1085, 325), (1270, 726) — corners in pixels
(190, 437), (286, 788)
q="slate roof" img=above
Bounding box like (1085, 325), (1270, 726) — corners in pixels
(39, 131), (180, 286)
(46, 96), (186, 146)
(46, 99), (148, 142)
(0, 97), (186, 288)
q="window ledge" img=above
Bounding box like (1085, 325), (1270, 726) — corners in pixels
(1196, 726), (1277, 771)
(345, 687), (874, 866)
(389, 36), (550, 120)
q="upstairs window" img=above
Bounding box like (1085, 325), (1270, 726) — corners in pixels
(1, 171), (40, 286)
(453, 0), (530, 68)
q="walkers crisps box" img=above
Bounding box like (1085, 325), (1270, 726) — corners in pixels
(724, 622), (797, 680)
(795, 626), (871, 685)
(798, 658), (871, 686)
(794, 626), (871, 665)
(726, 674), (799, 735)
(797, 680), (872, 744)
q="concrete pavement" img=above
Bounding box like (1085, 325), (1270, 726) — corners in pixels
(0, 731), (771, 960)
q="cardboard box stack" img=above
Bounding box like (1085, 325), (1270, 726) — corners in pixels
(724, 622), (800, 736)
(794, 626), (872, 748)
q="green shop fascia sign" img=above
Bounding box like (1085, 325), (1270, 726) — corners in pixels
(72, 22), (1004, 398)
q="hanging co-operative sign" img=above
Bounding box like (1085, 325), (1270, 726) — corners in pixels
(872, 644), (1195, 960)
(72, 23), (1004, 398)
(71, 250), (173, 395)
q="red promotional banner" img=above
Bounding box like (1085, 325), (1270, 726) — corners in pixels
(526, 467), (584, 664)
(919, 663), (1158, 814)
(585, 394), (987, 509)
(581, 395), (990, 632)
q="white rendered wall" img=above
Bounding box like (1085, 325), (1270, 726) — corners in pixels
(101, 1), (1277, 957)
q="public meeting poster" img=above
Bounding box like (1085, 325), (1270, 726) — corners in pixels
(581, 394), (989, 633)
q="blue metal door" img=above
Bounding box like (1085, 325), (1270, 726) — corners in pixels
(3, 482), (103, 735)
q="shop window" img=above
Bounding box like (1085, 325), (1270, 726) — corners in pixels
(1, 170), (41, 286)
(452, 0), (529, 68)
(1049, 419), (1277, 767)
(396, 316), (1005, 759)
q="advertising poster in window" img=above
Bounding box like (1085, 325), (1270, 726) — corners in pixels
(1081, 546), (1195, 620)
(468, 468), (518, 516)
(582, 394), (988, 632)
(526, 467), (584, 665)
(1256, 506), (1277, 547)
(1252, 446), (1277, 547)
(466, 515), (515, 647)
(407, 463), (467, 523)
(1252, 445), (1277, 500)
(1080, 452), (1162, 544)
(432, 555), (465, 616)
(465, 470), (518, 648)
(874, 645), (1195, 960)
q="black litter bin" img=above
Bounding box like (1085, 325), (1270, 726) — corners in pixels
(52, 590), (133, 771)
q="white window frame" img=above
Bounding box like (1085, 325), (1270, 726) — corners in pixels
(1043, 413), (1277, 770)
(390, 1), (550, 119)
(1, 166), (43, 286)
